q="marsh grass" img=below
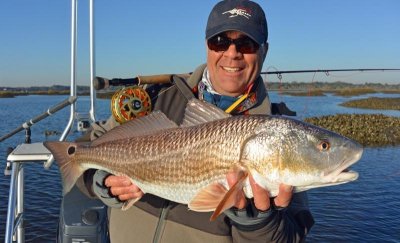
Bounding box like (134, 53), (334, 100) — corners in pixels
(340, 97), (400, 110)
(0, 91), (16, 98)
(305, 114), (400, 146)
(281, 89), (326, 96)
(331, 88), (377, 96)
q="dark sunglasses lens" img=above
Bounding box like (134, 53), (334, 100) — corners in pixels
(207, 35), (260, 54)
(207, 36), (230, 52)
(235, 38), (259, 54)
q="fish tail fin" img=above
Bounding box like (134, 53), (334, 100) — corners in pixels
(43, 141), (84, 195)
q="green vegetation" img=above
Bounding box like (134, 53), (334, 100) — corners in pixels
(0, 85), (90, 98)
(281, 89), (325, 96)
(0, 91), (16, 98)
(331, 87), (377, 96)
(266, 82), (399, 97)
(305, 114), (400, 147)
(2, 81), (399, 98)
(381, 90), (400, 94)
(340, 97), (400, 110)
(265, 81), (399, 92)
(96, 92), (115, 99)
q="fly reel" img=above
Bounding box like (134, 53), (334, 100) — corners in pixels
(111, 86), (152, 124)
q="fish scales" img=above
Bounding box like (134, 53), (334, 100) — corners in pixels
(71, 116), (266, 203)
(78, 116), (261, 186)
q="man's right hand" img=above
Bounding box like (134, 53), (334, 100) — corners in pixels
(105, 175), (144, 201)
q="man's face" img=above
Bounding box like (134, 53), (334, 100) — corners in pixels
(206, 31), (266, 97)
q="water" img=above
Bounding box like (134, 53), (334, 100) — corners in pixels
(0, 95), (111, 242)
(1, 93), (399, 242)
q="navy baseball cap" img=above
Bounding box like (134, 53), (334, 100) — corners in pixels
(206, 0), (268, 45)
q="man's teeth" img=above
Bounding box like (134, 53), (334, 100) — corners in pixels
(223, 67), (240, 72)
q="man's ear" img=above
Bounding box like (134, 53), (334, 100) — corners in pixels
(262, 42), (269, 61)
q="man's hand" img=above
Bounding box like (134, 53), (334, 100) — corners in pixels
(105, 175), (144, 201)
(227, 173), (293, 211)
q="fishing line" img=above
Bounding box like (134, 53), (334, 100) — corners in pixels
(263, 66), (284, 103)
(303, 71), (318, 117)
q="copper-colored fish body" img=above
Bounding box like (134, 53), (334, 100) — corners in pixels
(44, 99), (363, 218)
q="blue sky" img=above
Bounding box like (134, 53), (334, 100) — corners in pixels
(1, 0), (399, 87)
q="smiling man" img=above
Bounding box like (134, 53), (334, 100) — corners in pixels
(205, 6), (267, 97)
(82, 1), (314, 242)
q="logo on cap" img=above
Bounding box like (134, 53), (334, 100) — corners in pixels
(222, 7), (252, 19)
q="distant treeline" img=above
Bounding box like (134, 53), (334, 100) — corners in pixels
(264, 81), (400, 91)
(1, 85), (90, 92)
(1, 81), (399, 98)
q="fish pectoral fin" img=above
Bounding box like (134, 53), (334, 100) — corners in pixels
(189, 170), (249, 221)
(121, 196), (142, 211)
(210, 170), (248, 221)
(188, 183), (228, 213)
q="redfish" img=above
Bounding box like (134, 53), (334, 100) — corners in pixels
(44, 99), (363, 220)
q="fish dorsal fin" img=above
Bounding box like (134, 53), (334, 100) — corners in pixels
(91, 111), (178, 146)
(181, 99), (231, 127)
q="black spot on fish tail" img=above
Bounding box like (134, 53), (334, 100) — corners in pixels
(68, 146), (76, 155)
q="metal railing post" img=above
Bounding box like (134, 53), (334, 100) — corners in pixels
(16, 166), (25, 243)
(5, 162), (21, 243)
(89, 0), (97, 122)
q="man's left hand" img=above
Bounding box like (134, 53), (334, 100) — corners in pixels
(227, 173), (293, 211)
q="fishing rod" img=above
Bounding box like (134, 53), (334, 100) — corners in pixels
(0, 96), (77, 143)
(94, 68), (400, 90)
(261, 68), (400, 75)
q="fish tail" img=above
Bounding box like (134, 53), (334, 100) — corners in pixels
(43, 141), (84, 195)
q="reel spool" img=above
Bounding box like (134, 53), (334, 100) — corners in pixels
(111, 86), (152, 124)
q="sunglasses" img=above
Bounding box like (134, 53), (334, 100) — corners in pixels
(207, 35), (260, 54)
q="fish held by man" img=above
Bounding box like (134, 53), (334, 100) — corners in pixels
(44, 99), (363, 220)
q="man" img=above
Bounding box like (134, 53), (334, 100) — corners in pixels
(83, 1), (314, 242)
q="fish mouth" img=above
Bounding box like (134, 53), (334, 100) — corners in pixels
(324, 145), (363, 183)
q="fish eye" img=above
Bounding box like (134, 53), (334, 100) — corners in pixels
(318, 141), (330, 151)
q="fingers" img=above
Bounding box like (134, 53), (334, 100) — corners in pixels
(105, 175), (143, 201)
(117, 189), (144, 201)
(249, 175), (270, 211)
(273, 184), (293, 208)
(226, 171), (247, 209)
(249, 176), (293, 210)
(105, 175), (131, 187)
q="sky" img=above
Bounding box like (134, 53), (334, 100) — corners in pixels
(0, 0), (399, 87)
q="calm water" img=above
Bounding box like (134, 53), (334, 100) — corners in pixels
(0, 93), (399, 242)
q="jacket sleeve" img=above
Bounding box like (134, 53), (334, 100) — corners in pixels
(227, 192), (314, 243)
(91, 170), (125, 208)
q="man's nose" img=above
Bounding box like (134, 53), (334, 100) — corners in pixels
(223, 43), (242, 58)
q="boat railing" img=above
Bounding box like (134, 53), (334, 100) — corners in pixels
(3, 0), (98, 242)
(5, 143), (53, 243)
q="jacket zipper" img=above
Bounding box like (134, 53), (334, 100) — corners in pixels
(153, 200), (171, 243)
